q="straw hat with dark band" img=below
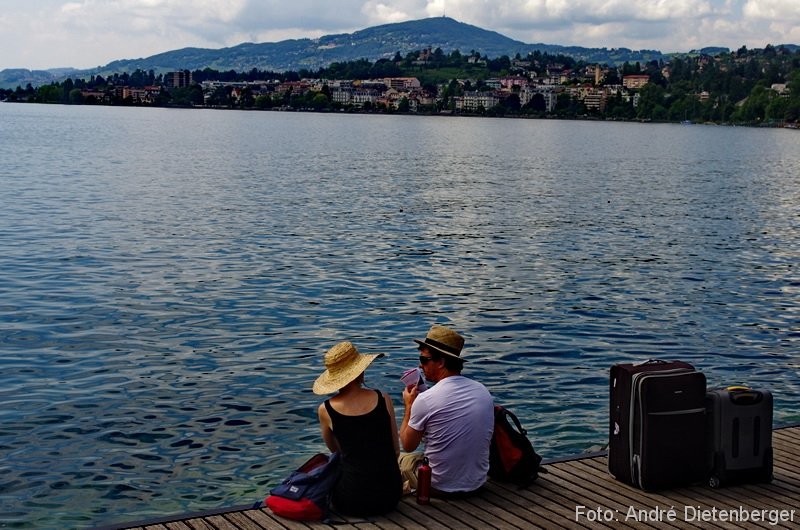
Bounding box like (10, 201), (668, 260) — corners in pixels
(313, 341), (384, 395)
(414, 324), (467, 361)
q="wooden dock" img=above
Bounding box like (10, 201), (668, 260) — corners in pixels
(109, 425), (799, 530)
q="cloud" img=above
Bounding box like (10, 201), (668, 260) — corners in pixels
(1, 0), (798, 71)
(743, 0), (800, 19)
(56, 0), (247, 41)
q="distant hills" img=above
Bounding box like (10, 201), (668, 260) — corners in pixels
(102, 16), (669, 73)
(2, 17), (798, 89)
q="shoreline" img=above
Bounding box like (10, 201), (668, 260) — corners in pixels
(3, 99), (798, 129)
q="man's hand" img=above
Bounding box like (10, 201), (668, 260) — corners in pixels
(400, 383), (424, 452)
(403, 383), (420, 408)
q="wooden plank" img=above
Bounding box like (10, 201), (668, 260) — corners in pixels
(430, 499), (501, 529)
(773, 431), (800, 449)
(487, 480), (591, 530)
(573, 458), (733, 530)
(491, 471), (608, 530)
(397, 496), (481, 530)
(560, 458), (712, 529)
(775, 427), (800, 441)
(763, 473), (800, 497)
(241, 509), (293, 530)
(204, 514), (252, 530)
(183, 517), (217, 530)
(513, 467), (622, 529)
(540, 465), (645, 528)
(773, 461), (800, 488)
(576, 458), (715, 528)
(553, 459), (704, 530)
(456, 491), (530, 528)
(391, 499), (453, 530)
(577, 457), (791, 530)
(479, 481), (571, 529)
(677, 487), (779, 530)
(359, 515), (403, 530)
(222, 511), (267, 530)
(161, 523), (193, 530)
(111, 426), (800, 530)
(773, 437), (800, 460)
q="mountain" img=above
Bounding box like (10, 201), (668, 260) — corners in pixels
(100, 17), (545, 74)
(96, 17), (673, 74)
(2, 17), (797, 89)
(0, 17), (660, 88)
(0, 68), (83, 90)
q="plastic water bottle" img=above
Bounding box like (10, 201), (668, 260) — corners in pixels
(416, 457), (431, 505)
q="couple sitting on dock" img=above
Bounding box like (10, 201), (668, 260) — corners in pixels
(312, 324), (495, 516)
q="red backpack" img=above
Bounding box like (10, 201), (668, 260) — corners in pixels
(488, 405), (543, 487)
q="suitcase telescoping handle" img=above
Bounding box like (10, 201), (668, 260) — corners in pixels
(725, 386), (763, 405)
(637, 359), (669, 366)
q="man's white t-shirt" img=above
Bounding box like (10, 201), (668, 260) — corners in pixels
(408, 375), (494, 492)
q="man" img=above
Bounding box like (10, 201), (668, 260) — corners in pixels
(399, 324), (494, 497)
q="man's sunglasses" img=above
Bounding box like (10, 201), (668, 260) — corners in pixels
(419, 356), (434, 364)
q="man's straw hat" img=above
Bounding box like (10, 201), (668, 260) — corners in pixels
(313, 341), (384, 395)
(414, 324), (467, 361)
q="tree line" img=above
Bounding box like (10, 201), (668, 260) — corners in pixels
(2, 45), (799, 125)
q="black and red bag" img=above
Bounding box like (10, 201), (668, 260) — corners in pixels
(489, 405), (543, 487)
(265, 452), (341, 521)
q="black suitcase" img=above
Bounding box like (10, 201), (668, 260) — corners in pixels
(609, 359), (707, 490)
(706, 386), (773, 488)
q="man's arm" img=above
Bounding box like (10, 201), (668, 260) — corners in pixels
(399, 384), (424, 451)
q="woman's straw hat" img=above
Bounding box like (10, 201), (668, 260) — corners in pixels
(313, 341), (384, 395)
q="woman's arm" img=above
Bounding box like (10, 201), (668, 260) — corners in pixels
(317, 402), (340, 453)
(383, 391), (401, 457)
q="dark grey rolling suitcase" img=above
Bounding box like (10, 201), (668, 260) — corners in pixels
(609, 359), (707, 490)
(706, 386), (773, 488)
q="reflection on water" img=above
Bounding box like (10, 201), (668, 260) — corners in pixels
(1, 104), (799, 528)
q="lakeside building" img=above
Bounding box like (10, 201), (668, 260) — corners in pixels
(194, 71), (660, 115)
(454, 91), (502, 112)
(519, 85), (561, 113)
(79, 89), (110, 103)
(384, 77), (421, 90)
(164, 70), (193, 89)
(622, 74), (650, 89)
(116, 86), (162, 104)
(56, 57), (789, 118)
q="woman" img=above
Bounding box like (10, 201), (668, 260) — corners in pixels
(313, 341), (402, 516)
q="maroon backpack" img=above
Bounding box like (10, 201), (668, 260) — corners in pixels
(488, 405), (543, 487)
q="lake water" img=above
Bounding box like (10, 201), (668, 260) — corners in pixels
(1, 103), (798, 529)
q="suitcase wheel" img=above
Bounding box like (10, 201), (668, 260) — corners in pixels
(709, 476), (721, 488)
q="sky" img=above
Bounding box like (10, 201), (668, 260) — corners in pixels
(1, 0), (799, 71)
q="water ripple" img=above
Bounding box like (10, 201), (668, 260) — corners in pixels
(1, 105), (799, 528)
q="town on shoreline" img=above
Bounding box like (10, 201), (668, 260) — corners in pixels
(2, 46), (799, 127)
